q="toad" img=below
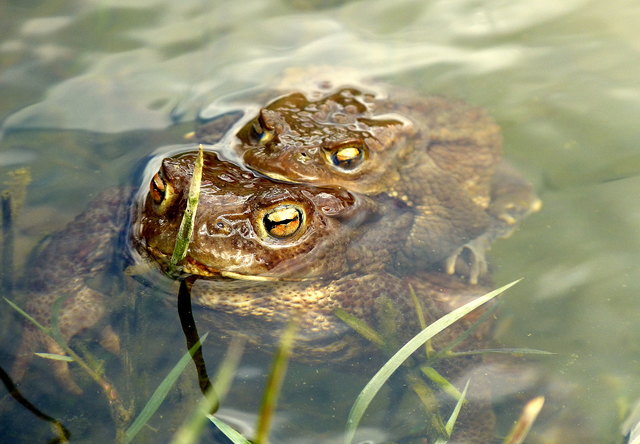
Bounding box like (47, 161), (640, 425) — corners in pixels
(195, 85), (540, 282)
(11, 148), (412, 394)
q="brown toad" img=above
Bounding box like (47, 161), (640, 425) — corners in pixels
(12, 148), (411, 393)
(196, 84), (541, 282)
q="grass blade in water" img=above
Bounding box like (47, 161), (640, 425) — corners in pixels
(450, 348), (554, 357)
(170, 145), (204, 274)
(4, 298), (49, 333)
(422, 366), (462, 400)
(445, 379), (470, 437)
(503, 396), (545, 444)
(255, 320), (298, 444)
(335, 308), (385, 348)
(34, 353), (74, 362)
(622, 398), (640, 444)
(212, 336), (246, 402)
(344, 279), (521, 444)
(173, 336), (246, 444)
(125, 333), (208, 443)
(434, 379), (471, 444)
(208, 416), (252, 444)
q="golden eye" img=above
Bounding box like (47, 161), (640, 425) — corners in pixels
(328, 144), (364, 171)
(150, 172), (166, 205)
(262, 205), (304, 238)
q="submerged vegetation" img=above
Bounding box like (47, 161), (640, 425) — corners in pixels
(7, 277), (547, 443)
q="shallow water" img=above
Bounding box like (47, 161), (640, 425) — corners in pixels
(1, 0), (640, 442)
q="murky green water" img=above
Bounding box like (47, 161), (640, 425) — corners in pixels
(1, 0), (640, 442)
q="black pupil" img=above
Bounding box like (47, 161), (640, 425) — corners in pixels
(263, 209), (301, 237)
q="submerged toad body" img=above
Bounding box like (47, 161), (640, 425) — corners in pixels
(13, 149), (414, 392)
(197, 86), (541, 280)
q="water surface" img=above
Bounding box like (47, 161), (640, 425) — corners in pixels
(1, 0), (640, 442)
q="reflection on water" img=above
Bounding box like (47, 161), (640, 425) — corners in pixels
(1, 0), (640, 442)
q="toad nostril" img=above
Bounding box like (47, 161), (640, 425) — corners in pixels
(296, 152), (310, 164)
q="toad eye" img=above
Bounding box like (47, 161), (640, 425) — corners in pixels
(327, 143), (364, 171)
(150, 172), (166, 205)
(149, 167), (176, 212)
(251, 113), (274, 145)
(262, 205), (304, 238)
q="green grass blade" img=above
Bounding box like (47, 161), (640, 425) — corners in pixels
(408, 284), (434, 357)
(34, 353), (74, 362)
(171, 384), (220, 444)
(344, 279), (520, 444)
(172, 337), (245, 444)
(434, 301), (499, 357)
(8, 296), (125, 420)
(408, 284), (428, 330)
(4, 297), (49, 334)
(49, 294), (71, 347)
(254, 321), (298, 444)
(421, 366), (462, 400)
(208, 416), (252, 444)
(405, 373), (447, 436)
(125, 333), (208, 443)
(445, 379), (470, 436)
(433, 379), (471, 444)
(449, 348), (554, 357)
(212, 336), (246, 402)
(170, 145), (204, 272)
(335, 308), (385, 347)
